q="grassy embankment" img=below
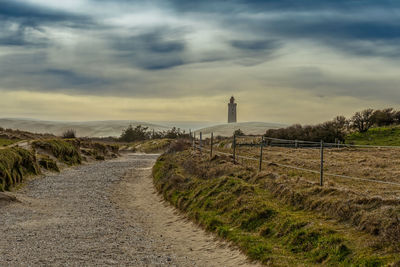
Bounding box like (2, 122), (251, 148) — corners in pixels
(346, 126), (400, 146)
(153, 146), (400, 266)
(1, 139), (120, 192)
(127, 139), (173, 153)
(0, 147), (40, 191)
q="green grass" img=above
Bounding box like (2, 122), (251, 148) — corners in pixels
(0, 138), (20, 147)
(153, 151), (400, 266)
(32, 139), (82, 165)
(135, 139), (172, 153)
(0, 147), (40, 191)
(346, 126), (400, 146)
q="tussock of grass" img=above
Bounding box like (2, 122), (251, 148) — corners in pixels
(135, 139), (172, 153)
(38, 156), (60, 172)
(32, 139), (82, 165)
(80, 140), (119, 159)
(0, 147), (40, 191)
(153, 150), (400, 266)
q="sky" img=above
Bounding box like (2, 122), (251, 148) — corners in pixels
(1, 0), (400, 124)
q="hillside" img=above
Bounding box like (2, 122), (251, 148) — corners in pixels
(0, 118), (171, 138)
(194, 122), (286, 137)
(346, 126), (400, 146)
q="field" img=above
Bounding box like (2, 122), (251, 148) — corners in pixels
(153, 145), (400, 266)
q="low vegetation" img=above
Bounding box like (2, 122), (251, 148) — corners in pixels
(0, 138), (20, 147)
(32, 139), (82, 165)
(62, 129), (76, 139)
(119, 125), (189, 142)
(346, 126), (400, 146)
(265, 107), (400, 143)
(0, 137), (123, 192)
(134, 139), (173, 153)
(0, 147), (40, 191)
(153, 145), (400, 266)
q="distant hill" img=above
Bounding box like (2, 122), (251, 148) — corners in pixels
(0, 118), (171, 137)
(194, 122), (286, 137)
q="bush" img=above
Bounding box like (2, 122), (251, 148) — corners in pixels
(120, 125), (150, 142)
(166, 139), (190, 153)
(62, 129), (76, 139)
(265, 116), (348, 143)
(234, 129), (245, 136)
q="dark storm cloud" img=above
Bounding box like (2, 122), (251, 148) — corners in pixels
(0, 0), (92, 26)
(42, 68), (109, 87)
(162, 0), (400, 58)
(230, 39), (280, 51)
(1, 0), (400, 103)
(112, 28), (187, 70)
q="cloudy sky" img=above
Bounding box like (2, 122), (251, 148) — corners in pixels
(1, 0), (400, 124)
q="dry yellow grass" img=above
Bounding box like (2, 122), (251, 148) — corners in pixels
(194, 138), (400, 244)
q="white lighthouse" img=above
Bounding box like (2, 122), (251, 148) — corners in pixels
(228, 96), (237, 123)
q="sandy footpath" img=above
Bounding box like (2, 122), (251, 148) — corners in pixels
(0, 153), (258, 266)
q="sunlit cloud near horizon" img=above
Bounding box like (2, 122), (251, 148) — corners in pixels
(1, 0), (399, 124)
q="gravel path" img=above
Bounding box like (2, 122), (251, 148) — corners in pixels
(0, 153), (258, 266)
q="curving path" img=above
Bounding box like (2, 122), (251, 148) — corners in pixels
(0, 153), (259, 266)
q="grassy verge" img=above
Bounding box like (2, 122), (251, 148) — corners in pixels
(1, 138), (122, 192)
(134, 139), (172, 153)
(0, 138), (20, 147)
(153, 149), (400, 266)
(32, 139), (82, 165)
(346, 126), (400, 146)
(0, 147), (40, 191)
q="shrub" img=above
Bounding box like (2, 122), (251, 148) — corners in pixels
(234, 129), (245, 136)
(120, 125), (150, 142)
(62, 129), (76, 139)
(166, 139), (190, 153)
(265, 116), (348, 143)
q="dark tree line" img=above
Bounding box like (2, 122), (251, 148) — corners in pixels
(119, 125), (189, 142)
(265, 108), (400, 143)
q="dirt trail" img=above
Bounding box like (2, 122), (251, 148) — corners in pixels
(0, 153), (258, 266)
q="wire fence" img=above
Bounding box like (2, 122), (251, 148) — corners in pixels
(189, 132), (400, 188)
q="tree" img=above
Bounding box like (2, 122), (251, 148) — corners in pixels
(119, 125), (150, 142)
(331, 116), (348, 141)
(372, 108), (395, 126)
(234, 129), (245, 136)
(350, 109), (374, 133)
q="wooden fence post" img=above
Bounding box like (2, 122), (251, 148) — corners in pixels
(320, 140), (324, 186)
(233, 134), (236, 164)
(199, 132), (202, 154)
(193, 132), (196, 150)
(259, 136), (264, 172)
(210, 132), (213, 159)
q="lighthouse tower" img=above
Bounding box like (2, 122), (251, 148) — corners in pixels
(228, 96), (237, 123)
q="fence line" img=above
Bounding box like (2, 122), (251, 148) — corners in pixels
(234, 135), (400, 149)
(191, 133), (400, 188)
